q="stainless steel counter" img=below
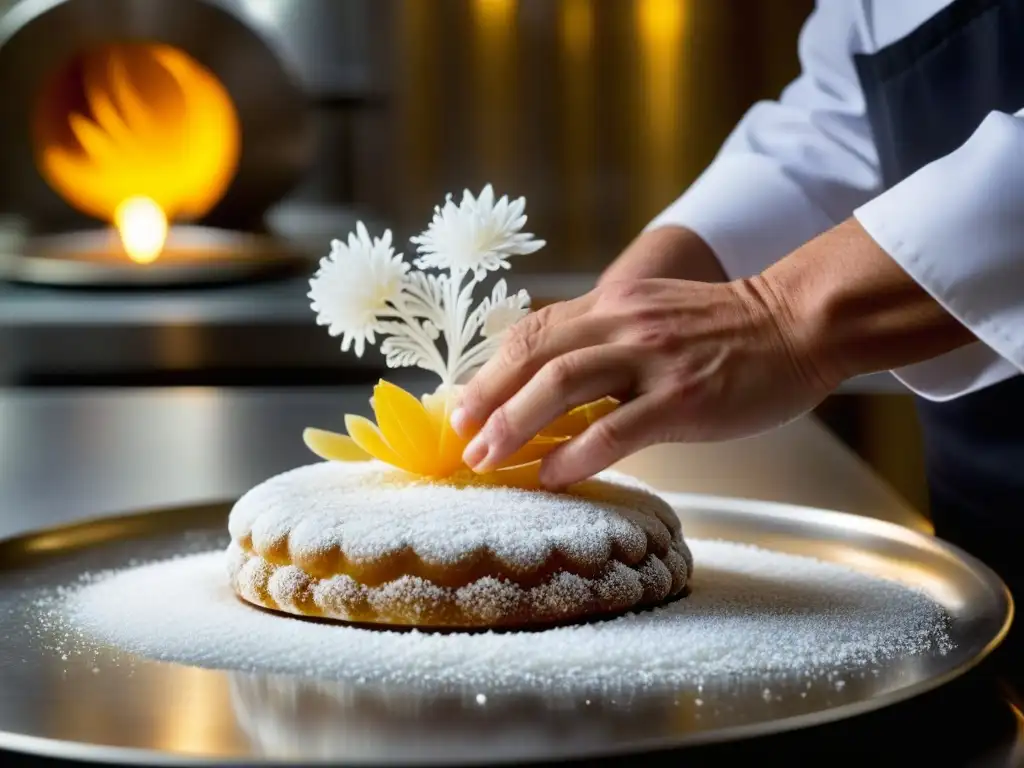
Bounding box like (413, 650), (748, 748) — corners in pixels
(9, 386), (1024, 768)
(0, 383), (928, 539)
(0, 267), (907, 394)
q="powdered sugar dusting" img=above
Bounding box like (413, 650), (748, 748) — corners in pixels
(229, 462), (686, 573)
(43, 539), (954, 695)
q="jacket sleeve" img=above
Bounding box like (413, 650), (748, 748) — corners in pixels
(648, 0), (1024, 400)
(854, 110), (1024, 400)
(646, 0), (881, 276)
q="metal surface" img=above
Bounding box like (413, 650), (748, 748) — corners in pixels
(0, 495), (1011, 764)
(0, 386), (931, 539)
(0, 252), (911, 391)
(0, 265), (600, 385)
(1, 225), (310, 287)
(0, 0), (312, 233)
(237, 0), (386, 100)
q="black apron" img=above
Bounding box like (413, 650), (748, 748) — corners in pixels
(853, 0), (1024, 601)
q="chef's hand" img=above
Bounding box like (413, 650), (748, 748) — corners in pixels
(450, 218), (977, 490)
(449, 272), (833, 489)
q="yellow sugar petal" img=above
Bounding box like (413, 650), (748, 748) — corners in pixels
(585, 396), (620, 417)
(302, 428), (372, 462)
(420, 387), (455, 430)
(537, 412), (585, 438)
(483, 461), (544, 490)
(495, 436), (567, 469)
(435, 424), (470, 477)
(422, 387), (471, 476)
(540, 397), (620, 438)
(344, 414), (421, 474)
(372, 381), (437, 473)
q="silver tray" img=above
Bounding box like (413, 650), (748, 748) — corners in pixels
(0, 494), (1012, 765)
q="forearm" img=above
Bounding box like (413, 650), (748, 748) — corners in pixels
(749, 218), (977, 387)
(598, 226), (728, 286)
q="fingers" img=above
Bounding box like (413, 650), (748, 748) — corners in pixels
(537, 391), (672, 490)
(451, 295), (601, 438)
(461, 345), (637, 473)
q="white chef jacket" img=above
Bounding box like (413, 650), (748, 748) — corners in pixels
(647, 0), (1024, 401)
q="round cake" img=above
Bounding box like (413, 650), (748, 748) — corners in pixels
(226, 461), (693, 629)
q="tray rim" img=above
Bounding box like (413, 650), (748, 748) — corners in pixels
(0, 494), (1014, 765)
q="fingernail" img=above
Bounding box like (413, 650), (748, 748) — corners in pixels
(449, 407), (475, 439)
(462, 435), (490, 470)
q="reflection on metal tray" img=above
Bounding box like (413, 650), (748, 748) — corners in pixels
(1, 226), (312, 288)
(0, 495), (1011, 764)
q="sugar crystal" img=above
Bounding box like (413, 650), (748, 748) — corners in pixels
(43, 539), (953, 694)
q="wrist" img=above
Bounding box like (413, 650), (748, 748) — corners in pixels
(750, 218), (977, 385)
(732, 271), (842, 396)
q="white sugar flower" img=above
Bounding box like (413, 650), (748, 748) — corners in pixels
(308, 222), (409, 357)
(311, 185), (543, 385)
(410, 184), (546, 277)
(482, 285), (531, 338)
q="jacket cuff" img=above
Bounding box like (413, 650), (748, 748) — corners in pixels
(854, 111), (1024, 401)
(646, 153), (835, 280)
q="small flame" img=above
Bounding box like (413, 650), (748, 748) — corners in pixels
(32, 43), (240, 234)
(114, 196), (167, 264)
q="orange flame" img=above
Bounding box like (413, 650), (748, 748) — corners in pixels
(32, 43), (240, 261)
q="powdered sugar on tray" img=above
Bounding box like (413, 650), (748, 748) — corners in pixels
(40, 539), (953, 694)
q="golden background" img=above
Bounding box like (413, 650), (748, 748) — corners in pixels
(373, 0), (929, 512)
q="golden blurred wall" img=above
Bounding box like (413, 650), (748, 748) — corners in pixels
(373, 0), (817, 268)
(816, 396), (930, 515)
(378, 0), (930, 513)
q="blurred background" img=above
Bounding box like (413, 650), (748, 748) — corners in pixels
(0, 0), (926, 510)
